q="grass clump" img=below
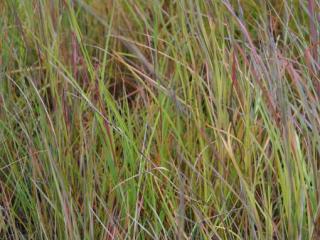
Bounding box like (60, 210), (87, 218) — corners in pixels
(0, 0), (319, 239)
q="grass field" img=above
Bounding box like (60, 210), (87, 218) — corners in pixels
(0, 0), (320, 239)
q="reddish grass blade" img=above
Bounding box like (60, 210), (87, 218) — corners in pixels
(307, 0), (320, 97)
(307, 0), (318, 66)
(223, 0), (280, 125)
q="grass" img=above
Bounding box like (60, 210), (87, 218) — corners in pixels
(0, 0), (319, 239)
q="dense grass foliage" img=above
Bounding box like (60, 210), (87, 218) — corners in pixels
(1, 0), (319, 239)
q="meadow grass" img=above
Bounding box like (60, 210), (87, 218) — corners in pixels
(0, 0), (319, 239)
